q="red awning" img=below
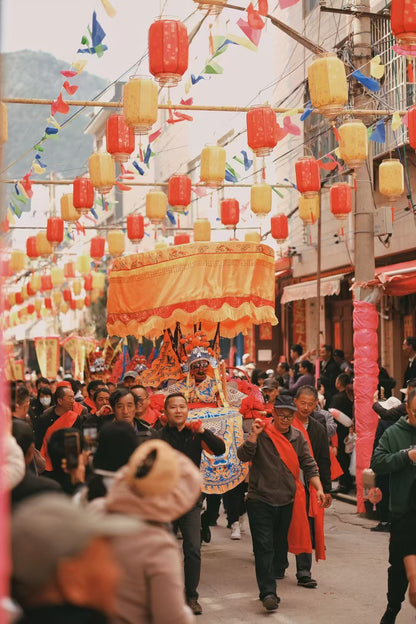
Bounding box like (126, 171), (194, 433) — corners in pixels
(375, 259), (416, 296)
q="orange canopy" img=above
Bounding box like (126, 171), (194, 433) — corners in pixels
(375, 259), (416, 296)
(107, 241), (278, 338)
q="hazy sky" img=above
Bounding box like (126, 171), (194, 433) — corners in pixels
(1, 0), (199, 81)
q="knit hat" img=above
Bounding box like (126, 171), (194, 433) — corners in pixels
(273, 395), (297, 411)
(12, 493), (140, 587)
(125, 439), (180, 496)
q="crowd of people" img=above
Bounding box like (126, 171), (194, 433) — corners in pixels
(4, 336), (416, 623)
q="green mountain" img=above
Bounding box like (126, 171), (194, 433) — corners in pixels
(1, 50), (107, 180)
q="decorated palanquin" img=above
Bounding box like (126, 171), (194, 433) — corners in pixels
(106, 241), (277, 339)
(106, 241), (278, 493)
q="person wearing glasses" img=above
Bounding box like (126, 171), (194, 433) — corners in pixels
(131, 384), (161, 427)
(237, 394), (325, 613)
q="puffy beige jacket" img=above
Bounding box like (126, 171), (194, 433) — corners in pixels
(106, 451), (201, 624)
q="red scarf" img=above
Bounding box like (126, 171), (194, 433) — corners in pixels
(40, 410), (78, 471)
(264, 422), (312, 555)
(292, 417), (326, 562)
(84, 397), (96, 414)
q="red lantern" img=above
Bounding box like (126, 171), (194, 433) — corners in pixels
(220, 199), (239, 227)
(148, 18), (188, 87)
(330, 183), (352, 220)
(168, 175), (191, 212)
(271, 214), (289, 243)
(408, 105), (416, 149)
(63, 288), (72, 302)
(84, 274), (93, 292)
(246, 106), (278, 157)
(127, 214), (144, 244)
(174, 233), (190, 245)
(15, 292), (24, 306)
(73, 177), (94, 214)
(26, 236), (38, 260)
(46, 216), (64, 246)
(41, 274), (53, 292)
(391, 0), (416, 54)
(90, 236), (106, 261)
(106, 114), (135, 163)
(3, 300), (11, 312)
(64, 262), (76, 279)
(70, 299), (77, 311)
(84, 295), (91, 307)
(44, 297), (52, 310)
(26, 283), (35, 297)
(27, 304), (35, 315)
(295, 157), (320, 197)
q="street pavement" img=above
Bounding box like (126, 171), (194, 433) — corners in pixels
(195, 499), (415, 623)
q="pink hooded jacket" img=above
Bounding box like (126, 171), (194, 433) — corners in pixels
(106, 450), (201, 624)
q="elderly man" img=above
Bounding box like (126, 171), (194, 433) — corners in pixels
(11, 493), (139, 623)
(237, 395), (325, 612)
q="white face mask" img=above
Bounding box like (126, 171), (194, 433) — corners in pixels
(39, 396), (51, 407)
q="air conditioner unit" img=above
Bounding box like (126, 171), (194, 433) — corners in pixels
(374, 206), (393, 237)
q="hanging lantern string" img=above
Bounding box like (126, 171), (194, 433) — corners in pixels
(0, 178), (294, 189)
(1, 97), (408, 117)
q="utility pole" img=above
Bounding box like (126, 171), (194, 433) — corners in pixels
(351, 0), (380, 513)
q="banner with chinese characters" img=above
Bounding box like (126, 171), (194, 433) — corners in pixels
(292, 300), (306, 348)
(61, 335), (96, 381)
(34, 337), (60, 380)
(12, 359), (25, 381)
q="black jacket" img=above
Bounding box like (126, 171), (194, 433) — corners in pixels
(159, 425), (225, 467)
(372, 401), (406, 423)
(34, 408), (84, 450)
(320, 358), (341, 403)
(11, 469), (62, 506)
(404, 358), (416, 388)
(18, 605), (108, 624)
(304, 416), (332, 493)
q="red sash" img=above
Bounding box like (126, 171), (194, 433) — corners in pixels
(329, 433), (344, 480)
(264, 422), (312, 555)
(292, 417), (326, 562)
(84, 397), (96, 414)
(40, 410), (78, 471)
(72, 401), (84, 417)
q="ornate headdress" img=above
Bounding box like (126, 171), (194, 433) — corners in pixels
(180, 331), (218, 372)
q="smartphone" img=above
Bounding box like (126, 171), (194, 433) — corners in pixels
(64, 431), (80, 470)
(83, 426), (98, 454)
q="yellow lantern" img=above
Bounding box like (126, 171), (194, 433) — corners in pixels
(76, 298), (84, 311)
(0, 102), (7, 144)
(30, 274), (41, 293)
(299, 195), (320, 225)
(34, 298), (43, 312)
(92, 271), (106, 291)
(193, 0), (227, 14)
(379, 158), (404, 201)
(21, 285), (29, 301)
(250, 183), (272, 217)
(91, 290), (100, 303)
(123, 76), (158, 135)
(88, 152), (116, 194)
(193, 218), (211, 242)
(73, 279), (82, 296)
(60, 302), (69, 314)
(76, 255), (91, 276)
(200, 145), (226, 187)
(36, 232), (53, 258)
(53, 291), (62, 306)
(245, 232), (261, 243)
(339, 119), (368, 169)
(51, 267), (64, 288)
(10, 250), (27, 273)
(307, 53), (348, 117)
(61, 193), (80, 222)
(146, 191), (167, 224)
(10, 311), (19, 326)
(8, 292), (16, 307)
(108, 230), (125, 257)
